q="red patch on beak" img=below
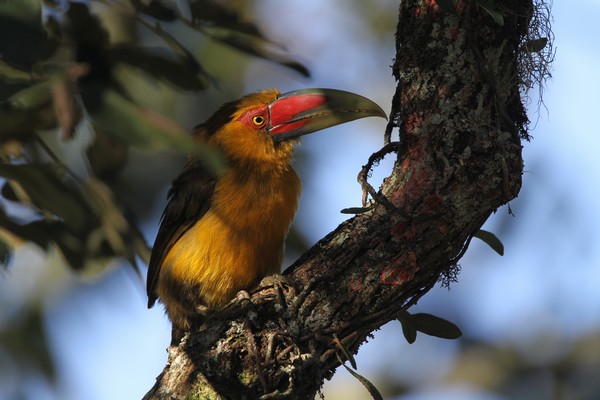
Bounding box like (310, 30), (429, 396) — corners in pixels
(268, 94), (327, 135)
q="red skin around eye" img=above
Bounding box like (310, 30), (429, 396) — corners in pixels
(237, 105), (269, 129)
(236, 94), (328, 134)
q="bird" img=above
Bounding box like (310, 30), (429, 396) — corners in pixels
(146, 88), (386, 342)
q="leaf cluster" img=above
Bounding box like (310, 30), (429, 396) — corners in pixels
(0, 0), (308, 274)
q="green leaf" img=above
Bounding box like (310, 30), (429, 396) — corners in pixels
(0, 104), (57, 136)
(397, 312), (417, 344)
(43, 14), (62, 40)
(0, 309), (55, 381)
(0, 203), (91, 270)
(333, 335), (357, 370)
(0, 1), (41, 21)
(0, 15), (58, 71)
(136, 18), (215, 87)
(0, 58), (32, 83)
(65, 2), (109, 49)
(109, 45), (210, 90)
(93, 89), (225, 174)
(187, 0), (309, 76)
(0, 164), (94, 234)
(474, 229), (504, 256)
(474, 0), (504, 26)
(202, 28), (310, 77)
(189, 0), (264, 38)
(86, 129), (129, 179)
(1, 182), (17, 201)
(340, 206), (373, 214)
(129, 0), (177, 22)
(0, 206), (83, 258)
(7, 81), (52, 109)
(407, 313), (462, 340)
(523, 37), (548, 53)
(31, 220), (85, 268)
(342, 364), (384, 400)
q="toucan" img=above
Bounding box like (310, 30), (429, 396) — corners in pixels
(146, 88), (386, 340)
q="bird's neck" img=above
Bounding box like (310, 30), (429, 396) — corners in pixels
(214, 157), (301, 233)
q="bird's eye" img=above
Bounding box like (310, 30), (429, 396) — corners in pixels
(252, 115), (266, 126)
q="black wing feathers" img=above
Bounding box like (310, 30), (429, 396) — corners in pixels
(146, 159), (217, 308)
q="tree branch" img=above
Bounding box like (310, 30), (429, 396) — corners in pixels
(144, 1), (533, 398)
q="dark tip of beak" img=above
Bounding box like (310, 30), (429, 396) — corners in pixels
(267, 88), (387, 142)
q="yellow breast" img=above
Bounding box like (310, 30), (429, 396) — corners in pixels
(159, 165), (301, 309)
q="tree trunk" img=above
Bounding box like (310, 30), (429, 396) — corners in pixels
(144, 0), (532, 398)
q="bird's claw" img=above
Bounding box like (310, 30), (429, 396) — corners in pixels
(258, 274), (296, 310)
(195, 304), (210, 316)
(233, 289), (252, 304)
(259, 274), (296, 293)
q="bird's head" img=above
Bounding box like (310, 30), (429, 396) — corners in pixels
(196, 88), (386, 170)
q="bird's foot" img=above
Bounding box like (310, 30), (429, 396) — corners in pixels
(216, 290), (254, 317)
(233, 289), (252, 305)
(195, 304), (210, 316)
(258, 274), (296, 310)
(259, 273), (296, 293)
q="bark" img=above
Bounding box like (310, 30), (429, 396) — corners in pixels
(144, 1), (533, 398)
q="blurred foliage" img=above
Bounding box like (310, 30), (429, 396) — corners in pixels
(0, 0), (308, 397)
(325, 326), (600, 400)
(0, 0), (308, 274)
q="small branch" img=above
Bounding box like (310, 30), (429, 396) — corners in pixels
(357, 141), (403, 212)
(244, 321), (269, 394)
(384, 88), (402, 145)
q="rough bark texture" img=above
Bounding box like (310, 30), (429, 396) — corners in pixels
(144, 1), (532, 399)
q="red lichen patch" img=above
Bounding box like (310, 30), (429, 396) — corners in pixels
(391, 136), (437, 213)
(391, 221), (409, 237)
(404, 224), (417, 240)
(390, 221), (417, 241)
(448, 26), (460, 41)
(454, 0), (467, 14)
(410, 162), (432, 186)
(420, 193), (443, 215)
(405, 113), (424, 136)
(348, 277), (364, 292)
(391, 189), (406, 210)
(416, 0), (439, 15)
(437, 224), (449, 234)
(401, 157), (411, 174)
(381, 251), (418, 286)
(407, 135), (430, 161)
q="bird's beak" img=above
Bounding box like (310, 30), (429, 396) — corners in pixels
(267, 88), (387, 142)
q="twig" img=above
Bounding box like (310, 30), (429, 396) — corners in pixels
(289, 275), (320, 316)
(264, 332), (276, 365)
(244, 321), (269, 393)
(34, 136), (86, 186)
(384, 89), (402, 145)
(358, 142), (406, 215)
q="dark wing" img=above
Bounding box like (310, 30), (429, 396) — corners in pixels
(146, 159), (217, 308)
